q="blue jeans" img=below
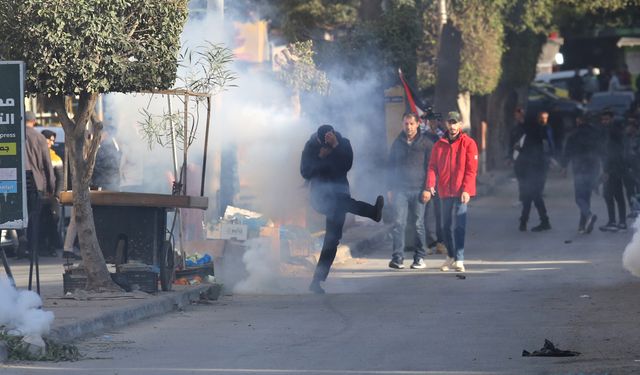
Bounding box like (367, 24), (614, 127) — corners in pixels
(441, 198), (467, 262)
(391, 190), (427, 263)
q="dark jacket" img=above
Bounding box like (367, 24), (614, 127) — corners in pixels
(563, 124), (601, 176)
(25, 126), (54, 194)
(512, 122), (553, 178)
(91, 138), (121, 190)
(300, 131), (352, 214)
(387, 131), (433, 192)
(601, 121), (625, 175)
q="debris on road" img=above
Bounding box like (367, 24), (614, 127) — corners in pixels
(456, 274), (466, 280)
(522, 339), (580, 357)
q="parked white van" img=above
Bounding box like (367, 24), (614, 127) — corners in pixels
(535, 68), (600, 91)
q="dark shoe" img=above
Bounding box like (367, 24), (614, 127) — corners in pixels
(585, 214), (597, 234)
(531, 221), (551, 232)
(309, 280), (325, 294)
(599, 222), (619, 232)
(618, 223), (628, 231)
(519, 221), (527, 232)
(373, 195), (384, 222)
(63, 250), (82, 260)
(410, 259), (426, 269)
(388, 260), (405, 269)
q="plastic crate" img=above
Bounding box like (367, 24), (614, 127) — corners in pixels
(122, 270), (158, 293)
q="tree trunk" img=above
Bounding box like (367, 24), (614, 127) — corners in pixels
(457, 91), (471, 132)
(434, 21), (461, 115)
(53, 93), (120, 291)
(485, 84), (520, 170)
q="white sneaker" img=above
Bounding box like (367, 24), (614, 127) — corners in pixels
(410, 258), (426, 269)
(453, 261), (465, 272)
(440, 257), (454, 271)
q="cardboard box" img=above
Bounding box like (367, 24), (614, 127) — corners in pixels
(208, 223), (248, 241)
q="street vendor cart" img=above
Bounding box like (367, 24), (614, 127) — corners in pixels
(60, 191), (208, 292)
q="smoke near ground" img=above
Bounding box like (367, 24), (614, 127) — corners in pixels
(622, 219), (640, 276)
(0, 276), (54, 337)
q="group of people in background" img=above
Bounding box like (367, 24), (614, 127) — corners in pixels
(568, 64), (638, 103)
(508, 102), (640, 236)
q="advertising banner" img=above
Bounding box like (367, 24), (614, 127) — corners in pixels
(0, 61), (27, 229)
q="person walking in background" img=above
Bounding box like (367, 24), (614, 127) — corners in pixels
(90, 122), (122, 191)
(421, 114), (447, 255)
(568, 69), (584, 103)
(582, 66), (600, 101)
(598, 110), (628, 232)
(18, 111), (55, 258)
(562, 115), (600, 234)
(300, 124), (384, 293)
(423, 111), (478, 273)
(512, 111), (554, 232)
(387, 113), (434, 270)
(39, 129), (64, 255)
(622, 115), (639, 216)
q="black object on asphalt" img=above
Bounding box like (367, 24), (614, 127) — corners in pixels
(522, 339), (580, 357)
(456, 274), (466, 280)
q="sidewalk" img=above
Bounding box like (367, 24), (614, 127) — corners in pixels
(5, 256), (221, 343)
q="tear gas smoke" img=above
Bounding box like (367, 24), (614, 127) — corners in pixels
(622, 219), (640, 276)
(103, 4), (390, 293)
(0, 276), (54, 337)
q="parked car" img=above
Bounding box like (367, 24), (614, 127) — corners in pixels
(0, 229), (18, 257)
(586, 91), (635, 120)
(535, 68), (600, 91)
(527, 84), (585, 123)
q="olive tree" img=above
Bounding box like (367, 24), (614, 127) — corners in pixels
(0, 0), (189, 290)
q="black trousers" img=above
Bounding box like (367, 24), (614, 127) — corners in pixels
(312, 193), (375, 282)
(604, 173), (626, 224)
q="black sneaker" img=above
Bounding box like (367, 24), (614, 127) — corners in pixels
(373, 195), (384, 222)
(519, 222), (527, 232)
(388, 260), (405, 269)
(531, 221), (551, 232)
(585, 214), (597, 234)
(618, 223), (628, 231)
(599, 222), (619, 232)
(309, 280), (325, 294)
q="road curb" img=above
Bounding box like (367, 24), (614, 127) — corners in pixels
(46, 283), (222, 343)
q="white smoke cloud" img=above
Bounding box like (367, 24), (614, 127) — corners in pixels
(0, 276), (54, 337)
(102, 4), (389, 292)
(623, 219), (640, 276)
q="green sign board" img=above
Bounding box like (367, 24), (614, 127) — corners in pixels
(0, 61), (27, 229)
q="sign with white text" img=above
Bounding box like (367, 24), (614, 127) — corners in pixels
(0, 61), (27, 229)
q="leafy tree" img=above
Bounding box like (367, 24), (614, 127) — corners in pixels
(0, 0), (189, 290)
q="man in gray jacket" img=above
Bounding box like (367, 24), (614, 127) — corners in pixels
(387, 113), (434, 269)
(18, 111), (54, 258)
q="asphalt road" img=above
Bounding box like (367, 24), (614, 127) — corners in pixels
(4, 174), (640, 375)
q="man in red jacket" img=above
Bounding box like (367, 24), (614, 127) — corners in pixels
(422, 111), (478, 272)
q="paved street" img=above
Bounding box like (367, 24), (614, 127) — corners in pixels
(3, 173), (640, 374)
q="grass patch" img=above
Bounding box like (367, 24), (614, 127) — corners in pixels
(0, 332), (81, 362)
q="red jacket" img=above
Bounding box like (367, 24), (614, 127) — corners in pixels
(425, 133), (478, 198)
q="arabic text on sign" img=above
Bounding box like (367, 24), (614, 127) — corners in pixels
(0, 143), (17, 155)
(0, 98), (15, 107)
(0, 113), (15, 125)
